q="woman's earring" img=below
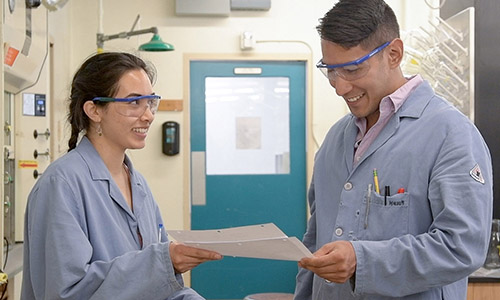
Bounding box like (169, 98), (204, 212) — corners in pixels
(96, 124), (103, 136)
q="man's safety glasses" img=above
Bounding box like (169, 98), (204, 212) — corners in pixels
(92, 95), (161, 117)
(316, 41), (390, 81)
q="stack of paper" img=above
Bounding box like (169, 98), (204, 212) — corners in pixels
(167, 223), (312, 261)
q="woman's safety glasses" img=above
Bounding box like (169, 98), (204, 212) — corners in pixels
(92, 95), (161, 117)
(316, 41), (390, 81)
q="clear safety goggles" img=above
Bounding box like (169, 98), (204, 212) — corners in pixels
(92, 95), (161, 117)
(316, 41), (390, 81)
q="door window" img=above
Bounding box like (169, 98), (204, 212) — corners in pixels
(205, 77), (290, 175)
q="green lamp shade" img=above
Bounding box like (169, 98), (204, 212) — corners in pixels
(139, 34), (174, 52)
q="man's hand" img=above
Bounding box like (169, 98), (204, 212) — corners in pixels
(169, 242), (223, 273)
(298, 241), (356, 283)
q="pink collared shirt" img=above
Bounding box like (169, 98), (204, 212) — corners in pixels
(353, 75), (424, 165)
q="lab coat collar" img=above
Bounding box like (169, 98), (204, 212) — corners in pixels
(396, 79), (435, 119)
(348, 80), (435, 172)
(344, 119), (358, 173)
(75, 136), (110, 180)
(75, 136), (147, 219)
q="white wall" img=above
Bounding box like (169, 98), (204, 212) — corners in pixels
(46, 0), (439, 232)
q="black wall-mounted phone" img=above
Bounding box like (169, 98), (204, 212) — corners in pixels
(162, 121), (180, 156)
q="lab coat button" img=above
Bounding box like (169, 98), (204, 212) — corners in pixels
(335, 227), (343, 236)
(344, 182), (353, 190)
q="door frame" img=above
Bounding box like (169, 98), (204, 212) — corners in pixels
(181, 53), (314, 285)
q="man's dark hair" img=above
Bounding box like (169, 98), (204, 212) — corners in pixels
(317, 0), (400, 50)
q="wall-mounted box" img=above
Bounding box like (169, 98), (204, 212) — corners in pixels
(231, 0), (271, 11)
(175, 0), (231, 16)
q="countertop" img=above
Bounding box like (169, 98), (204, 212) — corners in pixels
(468, 267), (500, 283)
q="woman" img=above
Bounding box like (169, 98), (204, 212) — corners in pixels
(22, 52), (222, 300)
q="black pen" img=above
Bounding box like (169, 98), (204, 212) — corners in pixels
(384, 186), (390, 206)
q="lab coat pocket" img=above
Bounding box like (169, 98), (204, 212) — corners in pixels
(359, 192), (409, 241)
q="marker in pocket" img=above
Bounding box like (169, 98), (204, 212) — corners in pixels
(384, 186), (390, 206)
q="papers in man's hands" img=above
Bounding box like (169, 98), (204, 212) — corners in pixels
(167, 223), (312, 261)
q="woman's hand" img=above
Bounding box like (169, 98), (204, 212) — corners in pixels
(169, 241), (223, 273)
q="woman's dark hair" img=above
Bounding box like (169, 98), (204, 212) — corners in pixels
(67, 52), (156, 151)
(317, 0), (400, 50)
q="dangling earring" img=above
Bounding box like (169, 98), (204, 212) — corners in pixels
(96, 124), (103, 136)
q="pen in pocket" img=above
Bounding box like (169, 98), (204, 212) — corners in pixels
(364, 183), (372, 229)
(158, 224), (163, 243)
(384, 186), (390, 206)
(373, 169), (380, 194)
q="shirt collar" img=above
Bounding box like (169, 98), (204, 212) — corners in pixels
(389, 74), (424, 113)
(354, 74), (424, 131)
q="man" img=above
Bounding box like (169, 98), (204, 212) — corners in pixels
(294, 0), (493, 299)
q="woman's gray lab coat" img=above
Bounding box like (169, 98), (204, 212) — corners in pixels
(22, 137), (201, 300)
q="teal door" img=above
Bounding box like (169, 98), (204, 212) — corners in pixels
(190, 60), (307, 299)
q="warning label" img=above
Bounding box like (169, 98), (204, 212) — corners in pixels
(4, 46), (20, 67)
(19, 160), (38, 169)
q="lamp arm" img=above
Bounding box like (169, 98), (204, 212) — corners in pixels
(96, 27), (159, 50)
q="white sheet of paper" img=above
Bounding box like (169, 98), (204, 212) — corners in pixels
(167, 223), (312, 261)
